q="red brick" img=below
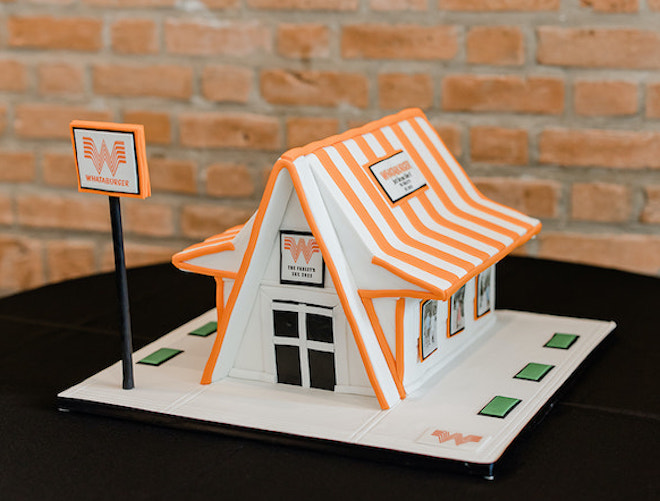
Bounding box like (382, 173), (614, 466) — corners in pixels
(574, 80), (637, 116)
(286, 117), (340, 148)
(8, 16), (102, 51)
(641, 186), (660, 223)
(467, 26), (524, 66)
(0, 60), (27, 91)
(539, 128), (660, 168)
(430, 121), (462, 158)
(43, 152), (78, 188)
(202, 66), (252, 103)
(198, 0), (239, 7)
(470, 127), (528, 165)
(277, 24), (330, 59)
(0, 152), (36, 182)
(342, 24), (457, 60)
(149, 158), (197, 194)
(442, 74), (564, 114)
(571, 182), (631, 222)
(100, 243), (179, 272)
(538, 233), (660, 275)
(261, 69), (368, 108)
(123, 201), (174, 237)
(370, 0), (426, 9)
(94, 64), (192, 99)
(83, 0), (175, 5)
(579, 0), (637, 12)
(123, 110), (171, 145)
(206, 164), (255, 198)
(439, 0), (559, 9)
(646, 82), (660, 118)
(181, 204), (255, 239)
(0, 194), (11, 225)
(0, 105), (6, 136)
(17, 194), (109, 232)
(111, 18), (158, 54)
(473, 177), (559, 218)
(179, 113), (281, 150)
(247, 0), (357, 9)
(38, 62), (85, 96)
(537, 27), (660, 69)
(378, 73), (433, 110)
(46, 240), (95, 283)
(15, 104), (111, 139)
(650, 0), (660, 10)
(165, 20), (270, 56)
(0, 235), (44, 293)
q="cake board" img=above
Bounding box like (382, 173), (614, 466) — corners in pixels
(58, 309), (615, 478)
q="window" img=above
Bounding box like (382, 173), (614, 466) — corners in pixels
(272, 302), (336, 391)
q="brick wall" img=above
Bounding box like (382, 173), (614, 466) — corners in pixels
(0, 0), (659, 296)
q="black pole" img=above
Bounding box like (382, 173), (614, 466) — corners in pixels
(109, 196), (135, 389)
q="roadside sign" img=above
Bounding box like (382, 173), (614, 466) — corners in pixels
(70, 121), (150, 199)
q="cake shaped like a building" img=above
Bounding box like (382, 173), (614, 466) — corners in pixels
(172, 108), (541, 410)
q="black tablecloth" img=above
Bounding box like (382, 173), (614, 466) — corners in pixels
(0, 257), (657, 499)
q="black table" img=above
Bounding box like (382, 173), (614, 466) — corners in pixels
(0, 257), (657, 499)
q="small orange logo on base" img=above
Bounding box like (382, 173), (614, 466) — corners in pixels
(431, 430), (483, 446)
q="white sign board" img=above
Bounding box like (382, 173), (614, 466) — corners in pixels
(280, 231), (325, 287)
(70, 121), (150, 199)
(369, 151), (427, 204)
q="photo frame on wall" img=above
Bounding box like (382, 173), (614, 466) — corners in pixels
(449, 285), (466, 337)
(420, 299), (438, 360)
(475, 268), (492, 319)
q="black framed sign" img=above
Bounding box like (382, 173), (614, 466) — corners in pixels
(279, 231), (325, 287)
(368, 150), (427, 204)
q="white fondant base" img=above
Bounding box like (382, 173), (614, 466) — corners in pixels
(58, 310), (614, 468)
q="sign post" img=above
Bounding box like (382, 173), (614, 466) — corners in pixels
(70, 121), (151, 390)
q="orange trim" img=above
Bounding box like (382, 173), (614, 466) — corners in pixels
(474, 271), (493, 321)
(447, 285), (466, 338)
(216, 276), (225, 317)
(360, 295), (406, 399)
(200, 158), (393, 409)
(70, 120), (151, 199)
(419, 299), (439, 361)
(371, 256), (446, 298)
(282, 108), (425, 161)
(395, 298), (406, 382)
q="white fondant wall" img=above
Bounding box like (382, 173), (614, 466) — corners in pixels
(402, 265), (497, 395)
(228, 185), (371, 394)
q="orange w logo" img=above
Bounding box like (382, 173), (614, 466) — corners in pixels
(283, 236), (320, 264)
(82, 137), (127, 177)
(431, 430), (482, 446)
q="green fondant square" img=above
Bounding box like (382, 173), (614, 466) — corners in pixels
(479, 396), (521, 418)
(189, 321), (217, 337)
(514, 362), (554, 382)
(138, 348), (183, 366)
(545, 333), (579, 350)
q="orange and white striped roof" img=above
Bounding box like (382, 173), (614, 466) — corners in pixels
(173, 109), (540, 300)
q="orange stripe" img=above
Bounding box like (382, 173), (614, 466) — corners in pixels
(316, 147), (461, 287)
(380, 126), (520, 241)
(405, 119), (535, 232)
(371, 256), (445, 299)
(360, 295), (406, 399)
(395, 298), (406, 382)
(216, 276), (224, 316)
(348, 136), (477, 272)
(416, 192), (506, 251)
(358, 289), (440, 300)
